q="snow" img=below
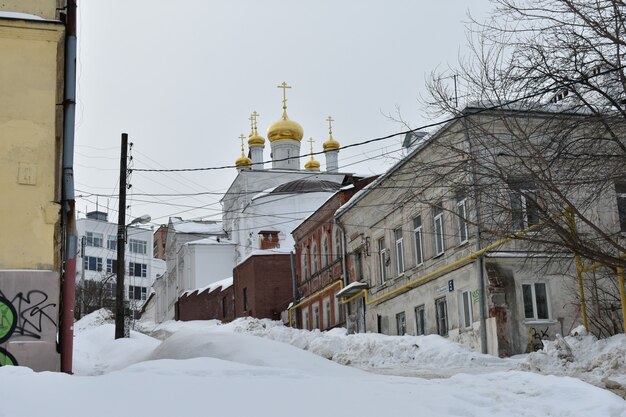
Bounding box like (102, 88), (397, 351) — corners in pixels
(335, 280), (368, 297)
(185, 236), (233, 245)
(172, 220), (224, 234)
(239, 247), (293, 263)
(0, 11), (45, 20)
(1, 312), (624, 417)
(182, 276), (233, 297)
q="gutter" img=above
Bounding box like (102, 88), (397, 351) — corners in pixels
(60, 0), (77, 374)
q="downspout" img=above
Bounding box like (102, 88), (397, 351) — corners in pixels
(463, 114), (488, 354)
(335, 218), (351, 325)
(289, 251), (298, 328)
(60, 0), (78, 374)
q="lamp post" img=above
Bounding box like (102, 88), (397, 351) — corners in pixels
(115, 214), (151, 339)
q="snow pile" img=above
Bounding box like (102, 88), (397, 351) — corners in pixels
(73, 308), (113, 334)
(523, 326), (626, 390)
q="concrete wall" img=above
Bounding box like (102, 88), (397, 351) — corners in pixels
(0, 271), (60, 371)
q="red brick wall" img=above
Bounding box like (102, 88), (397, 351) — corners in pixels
(177, 285), (235, 322)
(234, 254), (293, 320)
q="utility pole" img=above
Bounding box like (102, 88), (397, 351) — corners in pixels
(115, 133), (128, 339)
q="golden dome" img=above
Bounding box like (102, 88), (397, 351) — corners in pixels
(267, 117), (304, 142)
(235, 133), (252, 168)
(248, 111), (266, 147)
(323, 115), (340, 151)
(304, 158), (320, 171)
(268, 81), (304, 142)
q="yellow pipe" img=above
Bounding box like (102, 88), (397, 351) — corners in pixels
(618, 266), (626, 331)
(565, 207), (589, 330)
(287, 280), (344, 327)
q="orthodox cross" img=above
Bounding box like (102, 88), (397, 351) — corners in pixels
(251, 111), (259, 133)
(277, 81), (291, 117)
(239, 134), (246, 155)
(308, 137), (315, 156)
(326, 116), (334, 137)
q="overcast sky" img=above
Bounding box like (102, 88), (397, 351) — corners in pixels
(74, 0), (493, 226)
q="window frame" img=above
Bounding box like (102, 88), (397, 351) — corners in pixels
(311, 242), (318, 275)
(394, 227), (405, 276)
(377, 236), (389, 283)
(84, 256), (103, 272)
(415, 304), (426, 335)
(128, 262), (147, 278)
(522, 282), (551, 321)
(107, 235), (117, 250)
(322, 235), (329, 268)
(86, 231), (103, 248)
(456, 196), (469, 245)
(615, 182), (626, 232)
(106, 258), (118, 274)
(413, 215), (424, 267)
(461, 289), (473, 329)
(433, 205), (445, 256)
(435, 296), (448, 336)
(509, 182), (539, 231)
(129, 238), (147, 255)
(396, 311), (406, 336)
(323, 297), (331, 329)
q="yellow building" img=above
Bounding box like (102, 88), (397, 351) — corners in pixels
(0, 0), (75, 372)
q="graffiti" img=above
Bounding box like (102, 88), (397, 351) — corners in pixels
(471, 289), (480, 304)
(0, 290), (57, 340)
(530, 326), (550, 352)
(0, 296), (18, 366)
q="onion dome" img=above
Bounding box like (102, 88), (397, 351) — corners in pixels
(248, 111), (265, 147)
(304, 137), (320, 171)
(235, 134), (252, 168)
(323, 116), (340, 151)
(267, 81), (304, 142)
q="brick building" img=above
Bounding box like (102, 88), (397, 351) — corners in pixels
(176, 278), (234, 322)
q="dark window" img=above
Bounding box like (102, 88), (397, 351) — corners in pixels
(106, 259), (117, 274)
(522, 283), (550, 320)
(129, 262), (147, 277)
(396, 311), (406, 335)
(243, 287), (248, 311)
(433, 205), (445, 256)
(615, 183), (626, 232)
(128, 285), (147, 301)
(415, 305), (425, 335)
(435, 297), (448, 336)
(509, 180), (539, 231)
(457, 196), (469, 244)
(222, 296), (227, 318)
(84, 256), (103, 272)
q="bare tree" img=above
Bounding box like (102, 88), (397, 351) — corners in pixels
(411, 0), (626, 334)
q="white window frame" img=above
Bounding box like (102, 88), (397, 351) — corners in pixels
(522, 282), (551, 321)
(129, 262), (147, 278)
(433, 206), (445, 256)
(334, 228), (341, 263)
(129, 238), (147, 255)
(313, 305), (320, 329)
(377, 237), (389, 283)
(509, 185), (539, 231)
(413, 215), (424, 267)
(106, 258), (117, 274)
(107, 235), (117, 250)
(302, 247), (309, 281)
(394, 228), (404, 276)
(457, 197), (469, 244)
(84, 256), (103, 272)
(396, 311), (406, 335)
(86, 231), (103, 248)
(322, 235), (329, 268)
(323, 297), (331, 329)
(302, 309), (309, 330)
(461, 290), (473, 329)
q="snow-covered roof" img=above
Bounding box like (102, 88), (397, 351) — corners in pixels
(171, 220), (224, 234)
(239, 247), (292, 264)
(0, 11), (45, 20)
(336, 281), (368, 298)
(182, 277), (233, 297)
(185, 236), (234, 246)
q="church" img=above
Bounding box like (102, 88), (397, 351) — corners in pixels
(221, 82), (357, 265)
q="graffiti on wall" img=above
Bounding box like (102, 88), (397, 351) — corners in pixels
(0, 295), (18, 366)
(530, 326), (550, 352)
(0, 289), (57, 340)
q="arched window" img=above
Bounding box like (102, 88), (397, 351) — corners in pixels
(311, 242), (318, 274)
(302, 246), (309, 281)
(322, 235), (329, 268)
(333, 227), (342, 262)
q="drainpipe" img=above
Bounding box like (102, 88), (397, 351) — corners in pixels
(60, 0), (78, 374)
(289, 251), (298, 328)
(335, 218), (351, 324)
(463, 114), (488, 354)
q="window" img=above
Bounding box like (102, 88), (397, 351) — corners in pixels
(435, 297), (448, 336)
(313, 305), (320, 329)
(334, 228), (341, 263)
(354, 250), (363, 280)
(322, 236), (329, 268)
(396, 311), (406, 335)
(415, 305), (425, 335)
(107, 235), (117, 250)
(461, 290), (473, 329)
(128, 262), (147, 277)
(413, 216), (424, 267)
(302, 309), (309, 330)
(394, 228), (404, 275)
(509, 181), (539, 231)
(615, 183), (626, 232)
(243, 287), (248, 311)
(433, 205), (445, 256)
(128, 285), (147, 301)
(222, 296), (227, 318)
(323, 297), (331, 329)
(457, 196), (469, 244)
(129, 239), (147, 254)
(84, 256), (103, 272)
(334, 296), (341, 325)
(311, 243), (318, 275)
(302, 247), (309, 281)
(85, 232), (103, 248)
(522, 283), (550, 320)
(105, 282), (116, 300)
(106, 258), (118, 273)
(378, 237), (389, 283)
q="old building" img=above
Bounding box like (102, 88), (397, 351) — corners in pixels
(336, 104), (625, 356)
(0, 1), (76, 372)
(290, 176), (377, 331)
(177, 278), (235, 322)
